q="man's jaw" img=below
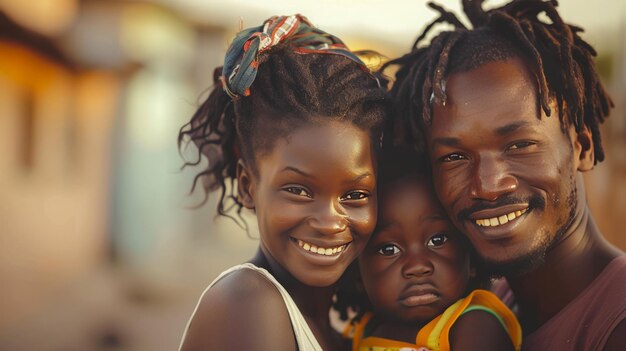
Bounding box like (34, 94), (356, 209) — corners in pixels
(455, 195), (551, 276)
(481, 238), (551, 278)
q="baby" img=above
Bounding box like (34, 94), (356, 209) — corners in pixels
(337, 147), (521, 351)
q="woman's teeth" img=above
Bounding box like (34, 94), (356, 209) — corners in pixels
(297, 239), (347, 256)
(475, 208), (528, 227)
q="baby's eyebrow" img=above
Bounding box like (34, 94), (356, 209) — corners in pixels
(372, 222), (395, 235)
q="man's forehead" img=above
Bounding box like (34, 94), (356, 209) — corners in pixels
(444, 58), (537, 104)
(427, 58), (542, 130)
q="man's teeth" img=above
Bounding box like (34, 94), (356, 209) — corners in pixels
(475, 208), (528, 227)
(297, 239), (347, 256)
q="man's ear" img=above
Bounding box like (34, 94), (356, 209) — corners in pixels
(237, 159), (255, 209)
(571, 124), (594, 172)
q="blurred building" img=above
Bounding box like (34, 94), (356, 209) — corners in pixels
(0, 2), (257, 350)
(0, 7), (113, 331)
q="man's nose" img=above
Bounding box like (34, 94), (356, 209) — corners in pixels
(469, 154), (518, 201)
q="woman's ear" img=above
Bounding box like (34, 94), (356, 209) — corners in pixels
(570, 124), (595, 172)
(237, 159), (256, 209)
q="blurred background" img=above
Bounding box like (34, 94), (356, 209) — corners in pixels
(0, 0), (624, 350)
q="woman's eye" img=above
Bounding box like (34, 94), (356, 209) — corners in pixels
(377, 244), (400, 256)
(284, 187), (311, 198)
(508, 141), (535, 150)
(341, 191), (369, 201)
(440, 153), (466, 162)
(427, 233), (448, 248)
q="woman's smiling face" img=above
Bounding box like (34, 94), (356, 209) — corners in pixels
(240, 120), (378, 287)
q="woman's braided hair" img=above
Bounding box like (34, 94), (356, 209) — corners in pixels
(178, 15), (388, 224)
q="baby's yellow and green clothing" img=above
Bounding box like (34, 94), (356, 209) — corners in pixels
(346, 289), (521, 351)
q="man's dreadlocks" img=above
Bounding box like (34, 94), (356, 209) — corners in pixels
(385, 0), (613, 162)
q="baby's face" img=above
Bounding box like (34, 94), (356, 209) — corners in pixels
(359, 175), (472, 324)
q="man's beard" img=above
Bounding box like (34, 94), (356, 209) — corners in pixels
(485, 180), (578, 278)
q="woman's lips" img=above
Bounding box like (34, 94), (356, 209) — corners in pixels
(295, 238), (349, 256)
(290, 237), (352, 266)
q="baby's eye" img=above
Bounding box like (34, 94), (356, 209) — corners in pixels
(341, 191), (369, 201)
(427, 233), (448, 248)
(440, 153), (466, 162)
(377, 244), (400, 256)
(284, 186), (312, 198)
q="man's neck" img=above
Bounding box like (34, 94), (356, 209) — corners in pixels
(506, 207), (620, 334)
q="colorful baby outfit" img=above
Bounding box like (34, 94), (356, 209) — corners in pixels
(349, 289), (522, 351)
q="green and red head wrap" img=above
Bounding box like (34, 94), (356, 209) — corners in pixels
(221, 14), (372, 99)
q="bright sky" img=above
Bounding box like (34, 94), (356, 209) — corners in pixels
(163, 0), (625, 55)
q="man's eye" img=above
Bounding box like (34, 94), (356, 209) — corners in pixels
(440, 153), (466, 162)
(427, 233), (448, 248)
(284, 187), (311, 198)
(377, 244), (400, 256)
(508, 141), (535, 150)
(341, 191), (369, 201)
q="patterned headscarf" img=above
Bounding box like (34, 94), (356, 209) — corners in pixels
(221, 14), (371, 99)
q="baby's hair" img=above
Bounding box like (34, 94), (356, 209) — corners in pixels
(385, 0), (612, 162)
(333, 145), (490, 321)
(178, 18), (388, 224)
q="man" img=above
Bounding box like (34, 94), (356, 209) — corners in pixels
(386, 0), (625, 349)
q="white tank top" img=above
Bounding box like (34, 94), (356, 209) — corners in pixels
(178, 263), (324, 351)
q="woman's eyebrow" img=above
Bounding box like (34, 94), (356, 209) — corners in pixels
(351, 172), (373, 183)
(280, 166), (314, 179)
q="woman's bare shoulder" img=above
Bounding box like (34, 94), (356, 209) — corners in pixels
(179, 268), (296, 350)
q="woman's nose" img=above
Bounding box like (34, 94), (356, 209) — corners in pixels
(308, 201), (348, 235)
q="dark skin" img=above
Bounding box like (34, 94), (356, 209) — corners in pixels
(359, 175), (513, 350)
(427, 57), (624, 348)
(180, 120), (377, 351)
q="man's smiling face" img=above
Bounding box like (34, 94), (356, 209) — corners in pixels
(427, 56), (585, 273)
